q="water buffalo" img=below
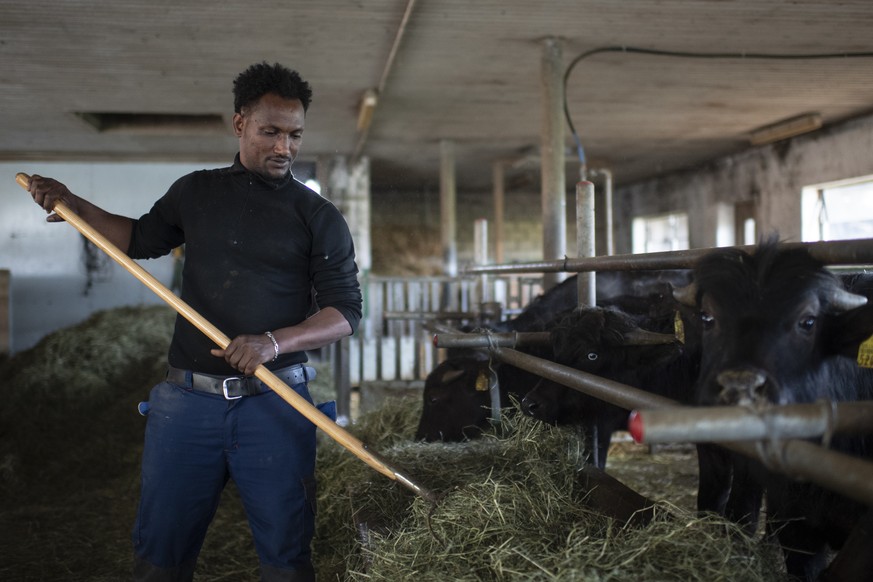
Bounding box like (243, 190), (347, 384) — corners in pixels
(520, 306), (696, 469)
(684, 239), (873, 581)
(414, 352), (544, 441)
(415, 271), (693, 443)
(414, 277), (574, 442)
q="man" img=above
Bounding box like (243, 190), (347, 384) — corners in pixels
(25, 62), (362, 581)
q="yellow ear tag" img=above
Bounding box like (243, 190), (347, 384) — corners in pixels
(475, 370), (489, 391)
(673, 311), (686, 345)
(857, 335), (873, 368)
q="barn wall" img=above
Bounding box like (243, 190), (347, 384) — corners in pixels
(370, 184), (557, 273)
(8, 111), (872, 352)
(612, 112), (873, 254)
(0, 161), (226, 353)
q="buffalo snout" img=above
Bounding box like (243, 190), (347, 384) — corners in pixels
(715, 368), (768, 406)
(520, 393), (540, 417)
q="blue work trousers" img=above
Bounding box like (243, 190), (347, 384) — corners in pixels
(132, 380), (317, 581)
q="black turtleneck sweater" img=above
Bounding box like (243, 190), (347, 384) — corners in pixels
(127, 155), (362, 375)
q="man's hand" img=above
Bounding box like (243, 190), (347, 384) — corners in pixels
(211, 334), (276, 375)
(26, 174), (80, 222)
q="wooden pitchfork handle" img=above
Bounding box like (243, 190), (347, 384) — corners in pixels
(16, 172), (436, 503)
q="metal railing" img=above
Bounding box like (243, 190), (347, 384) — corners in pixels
(349, 273), (545, 386)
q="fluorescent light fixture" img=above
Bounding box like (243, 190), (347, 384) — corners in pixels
(748, 112), (822, 146)
(356, 88), (379, 132)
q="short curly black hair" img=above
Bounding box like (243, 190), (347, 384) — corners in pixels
(232, 62), (313, 113)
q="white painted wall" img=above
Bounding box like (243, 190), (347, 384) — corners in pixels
(1, 161), (225, 353)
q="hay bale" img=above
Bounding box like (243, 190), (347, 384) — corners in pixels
(371, 226), (443, 276)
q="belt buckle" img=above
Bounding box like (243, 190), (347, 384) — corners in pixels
(222, 376), (245, 400)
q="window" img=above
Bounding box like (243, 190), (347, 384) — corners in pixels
(632, 212), (689, 254)
(802, 175), (873, 242)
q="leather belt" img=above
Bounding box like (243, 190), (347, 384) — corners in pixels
(166, 364), (316, 400)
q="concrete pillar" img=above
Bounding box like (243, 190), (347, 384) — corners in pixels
(440, 139), (458, 276)
(541, 37), (567, 291)
(349, 157), (372, 272)
(315, 154), (372, 424)
(316, 155), (372, 271)
(492, 161), (506, 264)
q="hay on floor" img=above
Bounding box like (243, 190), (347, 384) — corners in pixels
(0, 306), (787, 581)
(313, 397), (786, 581)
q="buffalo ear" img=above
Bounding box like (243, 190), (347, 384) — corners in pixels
(824, 303), (873, 359)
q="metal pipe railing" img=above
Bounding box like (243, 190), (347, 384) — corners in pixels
(462, 238), (873, 275)
(434, 332), (551, 349)
(628, 401), (873, 444)
(491, 345), (675, 411)
(383, 311), (477, 321)
(487, 344), (873, 508)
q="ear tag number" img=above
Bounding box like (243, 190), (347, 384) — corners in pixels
(857, 335), (873, 368)
(674, 311), (686, 345)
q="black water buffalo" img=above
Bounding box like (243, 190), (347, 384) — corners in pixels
(414, 352), (544, 441)
(685, 239), (873, 581)
(415, 271), (693, 443)
(520, 306), (696, 469)
(414, 281), (566, 441)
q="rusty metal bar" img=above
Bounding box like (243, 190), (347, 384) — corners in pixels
(383, 310), (477, 321)
(434, 332), (552, 349)
(629, 401), (873, 444)
(487, 345), (873, 507)
(462, 238), (873, 275)
(490, 345), (675, 411)
(746, 439), (873, 507)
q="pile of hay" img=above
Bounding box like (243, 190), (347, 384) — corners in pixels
(1, 304), (175, 404)
(314, 398), (786, 581)
(0, 304), (339, 581)
(0, 305), (176, 491)
(0, 305), (786, 581)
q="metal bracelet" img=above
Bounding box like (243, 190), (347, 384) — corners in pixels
(265, 331), (280, 362)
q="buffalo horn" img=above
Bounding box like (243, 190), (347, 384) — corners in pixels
(826, 287), (868, 312)
(623, 328), (678, 346)
(672, 282), (698, 306)
(440, 369), (466, 384)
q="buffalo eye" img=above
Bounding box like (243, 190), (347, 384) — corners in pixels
(700, 311), (715, 330)
(798, 315), (816, 332)
(587, 351), (598, 361)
